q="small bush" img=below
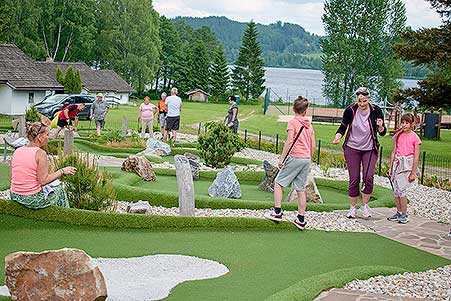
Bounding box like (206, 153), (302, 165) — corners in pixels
(51, 152), (116, 211)
(198, 122), (245, 168)
(423, 176), (451, 191)
(25, 106), (41, 122)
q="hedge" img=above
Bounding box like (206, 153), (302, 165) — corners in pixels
(0, 200), (294, 231)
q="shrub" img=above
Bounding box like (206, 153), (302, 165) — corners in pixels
(198, 122), (245, 168)
(51, 152), (116, 211)
(25, 106), (41, 122)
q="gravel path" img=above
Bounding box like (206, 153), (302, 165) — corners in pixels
(344, 265), (451, 300)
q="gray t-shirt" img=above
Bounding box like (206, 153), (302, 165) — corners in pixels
(91, 100), (109, 121)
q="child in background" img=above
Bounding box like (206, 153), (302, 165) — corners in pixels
(264, 96), (316, 230)
(387, 113), (421, 224)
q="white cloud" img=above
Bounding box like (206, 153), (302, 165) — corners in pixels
(154, 0), (443, 36)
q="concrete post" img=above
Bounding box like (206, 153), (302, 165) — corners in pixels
(18, 115), (26, 137)
(122, 116), (127, 137)
(174, 155), (195, 216)
(63, 129), (74, 155)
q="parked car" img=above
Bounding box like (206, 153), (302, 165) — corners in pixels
(34, 94), (95, 120)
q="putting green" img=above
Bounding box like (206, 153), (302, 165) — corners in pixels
(0, 213), (448, 301)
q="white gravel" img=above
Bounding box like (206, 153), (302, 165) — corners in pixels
(0, 254), (229, 301)
(344, 265), (451, 301)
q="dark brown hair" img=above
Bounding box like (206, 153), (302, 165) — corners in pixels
(395, 113), (416, 145)
(293, 96), (309, 114)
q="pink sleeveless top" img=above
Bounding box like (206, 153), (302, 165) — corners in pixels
(11, 146), (42, 195)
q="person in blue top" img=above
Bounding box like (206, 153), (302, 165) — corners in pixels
(226, 95), (239, 133)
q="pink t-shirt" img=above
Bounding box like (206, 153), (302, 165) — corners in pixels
(10, 146), (42, 195)
(287, 116), (315, 159)
(394, 131), (421, 157)
(140, 103), (155, 120)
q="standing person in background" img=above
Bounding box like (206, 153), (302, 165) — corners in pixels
(333, 87), (386, 219)
(138, 96), (157, 138)
(54, 103), (86, 138)
(264, 96), (316, 230)
(90, 93), (109, 136)
(226, 95), (239, 133)
(387, 113), (421, 224)
(164, 87), (182, 141)
(157, 92), (168, 135)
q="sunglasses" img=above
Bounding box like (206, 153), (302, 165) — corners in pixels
(37, 122), (47, 134)
(356, 92), (369, 96)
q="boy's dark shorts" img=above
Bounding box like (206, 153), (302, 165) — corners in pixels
(166, 116), (180, 131)
(57, 118), (72, 128)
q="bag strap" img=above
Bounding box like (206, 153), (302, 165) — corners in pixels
(281, 123), (305, 164)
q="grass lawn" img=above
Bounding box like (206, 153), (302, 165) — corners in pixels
(0, 163), (10, 190)
(0, 213), (449, 300)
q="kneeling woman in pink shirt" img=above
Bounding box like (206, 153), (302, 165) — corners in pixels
(10, 122), (77, 209)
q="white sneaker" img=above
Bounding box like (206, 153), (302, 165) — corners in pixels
(361, 204), (372, 218)
(346, 206), (356, 218)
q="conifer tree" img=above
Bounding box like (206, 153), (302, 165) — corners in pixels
(56, 67), (65, 85)
(64, 66), (75, 94)
(74, 69), (83, 93)
(209, 44), (230, 101)
(232, 21), (265, 101)
(189, 40), (211, 92)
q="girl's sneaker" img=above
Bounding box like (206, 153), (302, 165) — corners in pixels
(387, 211), (401, 222)
(346, 206), (356, 218)
(360, 204), (372, 218)
(264, 209), (283, 222)
(398, 214), (410, 224)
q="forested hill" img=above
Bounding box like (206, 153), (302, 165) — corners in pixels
(172, 16), (323, 70)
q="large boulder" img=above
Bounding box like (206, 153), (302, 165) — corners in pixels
(258, 160), (279, 192)
(184, 153), (200, 181)
(146, 138), (171, 156)
(286, 174), (322, 203)
(121, 155), (156, 181)
(208, 166), (241, 199)
(5, 248), (107, 301)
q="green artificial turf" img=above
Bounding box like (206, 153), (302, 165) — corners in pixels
(0, 213), (449, 300)
(0, 163), (10, 190)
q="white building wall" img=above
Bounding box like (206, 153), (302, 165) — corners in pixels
(103, 91), (129, 104)
(0, 84), (13, 115)
(10, 90), (46, 115)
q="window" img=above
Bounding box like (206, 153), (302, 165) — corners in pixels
(28, 93), (34, 104)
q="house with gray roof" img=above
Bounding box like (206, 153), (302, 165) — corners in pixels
(0, 44), (63, 115)
(0, 44), (134, 115)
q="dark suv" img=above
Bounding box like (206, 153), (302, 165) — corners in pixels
(35, 94), (95, 120)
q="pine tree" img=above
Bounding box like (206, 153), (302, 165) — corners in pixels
(56, 67), (65, 85)
(232, 21), (265, 101)
(64, 66), (75, 93)
(189, 40), (211, 92)
(74, 69), (83, 93)
(209, 44), (230, 101)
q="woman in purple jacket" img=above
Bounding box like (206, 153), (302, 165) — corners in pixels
(333, 87), (386, 218)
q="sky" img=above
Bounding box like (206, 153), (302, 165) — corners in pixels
(153, 0), (443, 36)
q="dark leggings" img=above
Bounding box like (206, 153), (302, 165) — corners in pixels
(344, 146), (378, 197)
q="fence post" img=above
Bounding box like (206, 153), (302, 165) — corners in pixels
(198, 122), (201, 136)
(378, 146), (383, 176)
(258, 131), (261, 150)
(275, 134), (279, 154)
(244, 129), (247, 144)
(421, 151), (426, 185)
(18, 115), (26, 137)
(317, 139), (321, 165)
(63, 129), (74, 155)
(121, 116), (127, 137)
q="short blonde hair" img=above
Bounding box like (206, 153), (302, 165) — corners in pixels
(355, 87), (370, 98)
(171, 87), (178, 95)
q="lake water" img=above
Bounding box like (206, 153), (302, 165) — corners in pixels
(264, 67), (419, 105)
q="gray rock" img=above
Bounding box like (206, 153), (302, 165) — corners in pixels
(174, 155), (195, 216)
(184, 153), (200, 181)
(121, 155), (156, 181)
(126, 201), (151, 214)
(146, 138), (171, 156)
(258, 160), (279, 192)
(136, 148), (163, 158)
(208, 166), (241, 199)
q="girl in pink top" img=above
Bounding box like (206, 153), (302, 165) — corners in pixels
(264, 96), (316, 230)
(138, 96), (157, 138)
(10, 122), (77, 209)
(387, 113), (421, 224)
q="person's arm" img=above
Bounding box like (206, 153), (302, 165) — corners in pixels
(409, 143), (421, 182)
(63, 108), (70, 121)
(36, 149), (76, 185)
(278, 128), (295, 169)
(388, 140), (396, 178)
(333, 107), (351, 144)
(74, 116), (79, 130)
(105, 104), (110, 115)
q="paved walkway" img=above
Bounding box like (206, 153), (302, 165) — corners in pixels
(315, 207), (451, 301)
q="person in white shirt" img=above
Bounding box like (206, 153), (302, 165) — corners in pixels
(164, 87), (182, 141)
